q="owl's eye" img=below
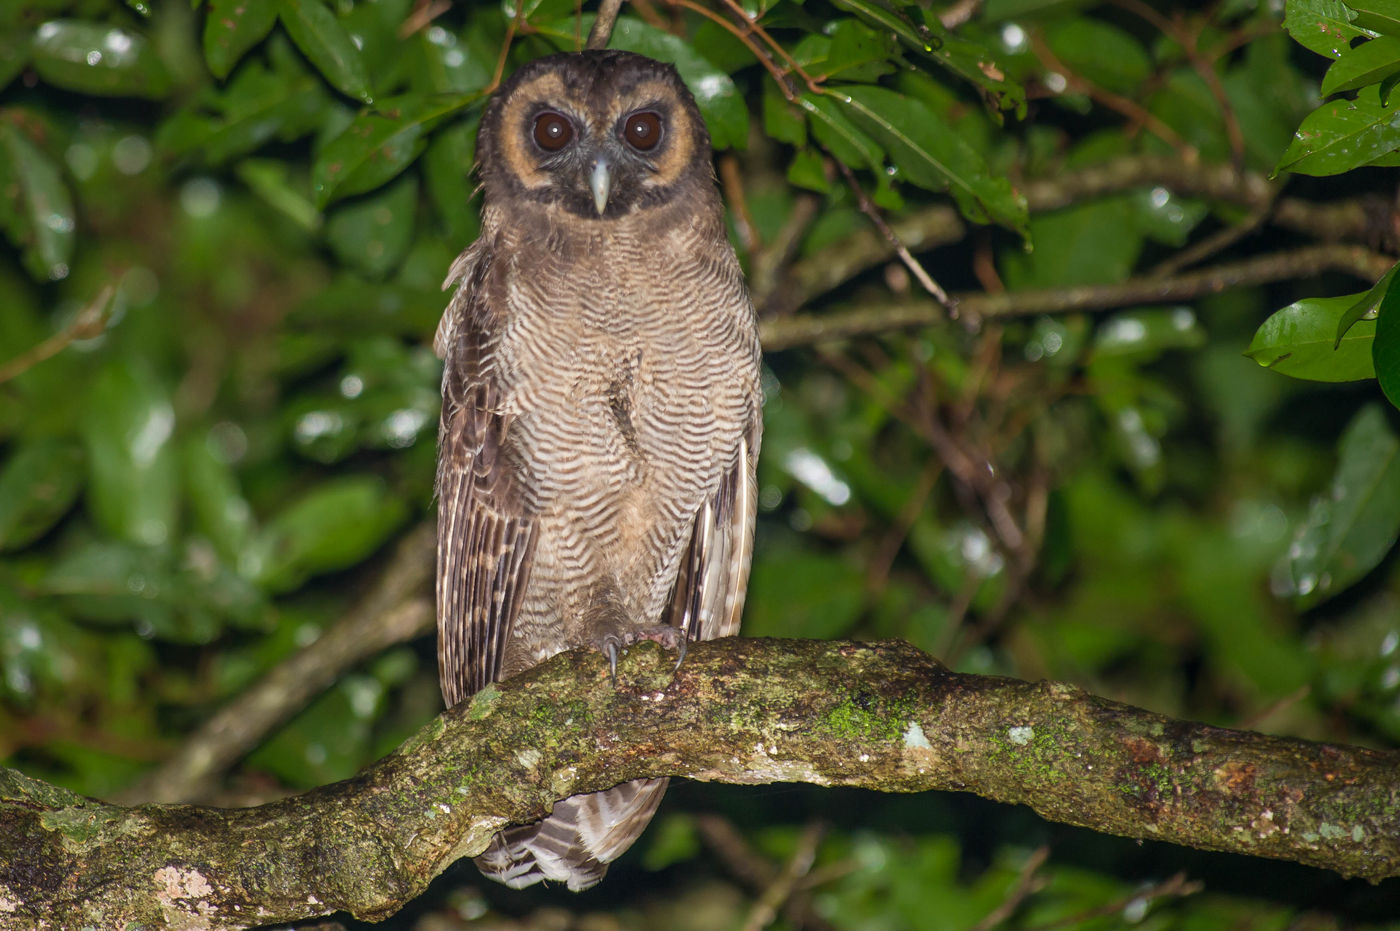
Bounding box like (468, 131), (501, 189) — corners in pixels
(533, 112), (574, 152)
(621, 111), (663, 151)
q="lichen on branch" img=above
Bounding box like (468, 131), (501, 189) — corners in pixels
(1, 638), (1396, 929)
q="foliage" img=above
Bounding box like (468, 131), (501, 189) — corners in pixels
(1, 0), (1399, 927)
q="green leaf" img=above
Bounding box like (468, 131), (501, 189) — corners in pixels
(31, 19), (172, 97)
(763, 80), (806, 147)
(796, 18), (896, 83)
(422, 115), (481, 244)
(410, 21), (493, 95)
(1321, 35), (1400, 94)
(0, 124), (76, 282)
(1336, 261), (1397, 342)
(1245, 293), (1379, 381)
(1350, 0), (1400, 36)
(834, 85), (1029, 236)
(1275, 85), (1400, 176)
(250, 475), (407, 592)
(1376, 270), (1400, 409)
(831, 0), (1025, 117)
(235, 158), (321, 231)
(203, 0), (277, 79)
(312, 92), (478, 206)
(81, 360), (180, 547)
(787, 147), (830, 192)
(181, 434), (256, 566)
(159, 62), (327, 164)
(1046, 18), (1151, 94)
(45, 540), (263, 642)
(1284, 0), (1380, 58)
(1090, 307), (1207, 361)
(1001, 197), (1139, 289)
(325, 173), (418, 278)
(277, 0), (372, 103)
(799, 93), (884, 170)
(0, 29), (29, 92)
(0, 439), (84, 551)
(1274, 404), (1400, 607)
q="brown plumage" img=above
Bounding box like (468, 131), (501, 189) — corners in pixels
(433, 50), (762, 891)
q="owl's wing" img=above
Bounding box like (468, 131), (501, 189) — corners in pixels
(663, 413), (760, 642)
(435, 244), (537, 707)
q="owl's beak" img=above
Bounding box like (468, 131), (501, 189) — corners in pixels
(589, 157), (612, 215)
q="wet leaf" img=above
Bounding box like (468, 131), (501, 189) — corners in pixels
(181, 434), (256, 566)
(251, 475), (408, 592)
(203, 0), (277, 79)
(1091, 307), (1207, 361)
(799, 92), (885, 170)
(836, 85), (1028, 236)
(1274, 404), (1400, 607)
(1322, 35), (1400, 95)
(0, 29), (28, 92)
(325, 173), (418, 278)
(1376, 268), (1400, 409)
(1284, 0), (1379, 59)
(422, 115), (481, 243)
(277, 0), (373, 103)
(833, 0), (1025, 117)
(0, 438), (84, 551)
(1046, 18), (1151, 94)
(312, 92), (479, 206)
(0, 124), (75, 282)
(80, 361), (179, 547)
(31, 19), (171, 97)
(1245, 293), (1379, 381)
(1351, 0), (1400, 36)
(1275, 85), (1400, 176)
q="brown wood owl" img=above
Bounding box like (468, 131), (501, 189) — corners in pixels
(434, 50), (763, 891)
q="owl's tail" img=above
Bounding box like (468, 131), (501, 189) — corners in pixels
(475, 777), (668, 891)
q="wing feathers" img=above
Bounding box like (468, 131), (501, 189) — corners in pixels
(665, 422), (759, 642)
(435, 242), (536, 708)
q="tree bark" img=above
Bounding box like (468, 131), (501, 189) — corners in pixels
(2, 638), (1397, 929)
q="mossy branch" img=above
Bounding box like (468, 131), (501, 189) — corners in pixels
(2, 638), (1397, 929)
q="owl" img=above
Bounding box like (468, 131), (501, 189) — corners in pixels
(433, 50), (763, 891)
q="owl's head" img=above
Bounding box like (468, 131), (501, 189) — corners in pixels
(476, 50), (716, 220)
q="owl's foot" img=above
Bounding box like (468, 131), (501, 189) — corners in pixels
(592, 626), (688, 683)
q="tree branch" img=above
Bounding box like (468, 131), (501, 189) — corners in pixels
(764, 155), (1397, 320)
(118, 524), (436, 805)
(4, 639), (1396, 929)
(760, 244), (1395, 350)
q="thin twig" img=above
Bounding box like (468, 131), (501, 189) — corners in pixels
(697, 815), (839, 931)
(397, 0), (451, 38)
(720, 154), (759, 253)
(0, 285), (114, 386)
(1028, 872), (1203, 930)
(834, 159), (956, 316)
(714, 0), (824, 95)
(662, 0), (796, 99)
(749, 192), (821, 308)
(1031, 35), (1196, 162)
(741, 822), (824, 931)
(939, 0), (984, 29)
(488, 0), (525, 93)
(968, 846), (1050, 931)
(586, 0), (624, 48)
